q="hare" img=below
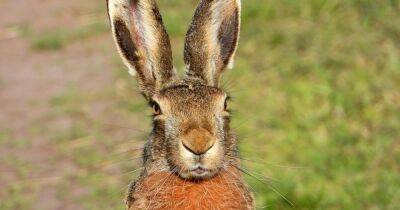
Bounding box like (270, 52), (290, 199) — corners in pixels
(107, 0), (254, 209)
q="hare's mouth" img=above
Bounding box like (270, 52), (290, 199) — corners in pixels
(177, 138), (224, 180)
(192, 166), (208, 174)
(181, 165), (218, 180)
(189, 166), (213, 178)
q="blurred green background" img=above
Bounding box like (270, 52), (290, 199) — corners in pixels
(0, 0), (399, 209)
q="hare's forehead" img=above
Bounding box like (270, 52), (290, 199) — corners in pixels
(156, 85), (226, 110)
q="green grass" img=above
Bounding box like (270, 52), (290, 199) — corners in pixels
(2, 0), (399, 209)
(31, 21), (108, 51)
(0, 183), (35, 209)
(162, 0), (400, 209)
(228, 0), (400, 209)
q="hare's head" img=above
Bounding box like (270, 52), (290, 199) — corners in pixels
(107, 0), (241, 179)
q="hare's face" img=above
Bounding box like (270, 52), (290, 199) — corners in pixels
(108, 0), (241, 179)
(152, 83), (229, 179)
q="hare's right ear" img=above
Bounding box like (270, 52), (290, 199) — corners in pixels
(184, 0), (241, 86)
(107, 0), (175, 99)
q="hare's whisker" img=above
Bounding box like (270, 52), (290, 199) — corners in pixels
(226, 87), (246, 94)
(104, 147), (145, 157)
(225, 158), (277, 183)
(121, 166), (144, 176)
(120, 181), (132, 193)
(222, 168), (250, 207)
(99, 155), (145, 168)
(227, 150), (308, 170)
(225, 167), (259, 197)
(230, 163), (294, 207)
(100, 122), (149, 134)
(79, 115), (149, 134)
(146, 167), (177, 209)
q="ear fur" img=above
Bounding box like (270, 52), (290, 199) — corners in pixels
(184, 0), (241, 86)
(107, 0), (175, 98)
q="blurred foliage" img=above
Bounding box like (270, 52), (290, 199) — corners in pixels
(235, 0), (399, 209)
(28, 16), (108, 51)
(1, 0), (399, 209)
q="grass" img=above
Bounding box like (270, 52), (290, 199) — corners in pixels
(1, 0), (399, 209)
(163, 0), (400, 209)
(31, 20), (108, 51)
(229, 0), (400, 209)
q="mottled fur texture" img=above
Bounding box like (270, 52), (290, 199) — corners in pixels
(107, 0), (254, 209)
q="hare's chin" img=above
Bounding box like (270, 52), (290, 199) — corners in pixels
(179, 167), (218, 180)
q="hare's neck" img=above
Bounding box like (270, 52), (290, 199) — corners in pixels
(128, 166), (253, 209)
(139, 134), (172, 175)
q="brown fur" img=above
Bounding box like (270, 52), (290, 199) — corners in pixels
(106, 0), (253, 209)
(129, 167), (252, 210)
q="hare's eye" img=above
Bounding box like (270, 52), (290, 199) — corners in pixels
(151, 102), (162, 115)
(224, 100), (228, 110)
(224, 97), (229, 111)
(223, 96), (231, 111)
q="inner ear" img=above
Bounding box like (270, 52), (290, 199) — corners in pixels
(114, 19), (140, 68)
(218, 8), (239, 66)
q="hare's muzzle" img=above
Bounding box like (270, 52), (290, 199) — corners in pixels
(181, 128), (216, 156)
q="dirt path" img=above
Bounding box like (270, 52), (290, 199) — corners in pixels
(0, 1), (139, 209)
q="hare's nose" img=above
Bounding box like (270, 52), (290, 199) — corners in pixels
(182, 128), (216, 155)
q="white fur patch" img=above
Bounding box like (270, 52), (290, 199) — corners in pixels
(227, 58), (235, 69)
(128, 68), (136, 76)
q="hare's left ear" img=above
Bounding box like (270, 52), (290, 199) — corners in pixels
(184, 0), (241, 86)
(107, 0), (175, 99)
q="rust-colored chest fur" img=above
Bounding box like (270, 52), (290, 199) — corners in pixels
(128, 169), (253, 210)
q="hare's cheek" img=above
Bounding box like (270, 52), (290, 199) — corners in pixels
(164, 118), (179, 137)
(215, 116), (226, 137)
